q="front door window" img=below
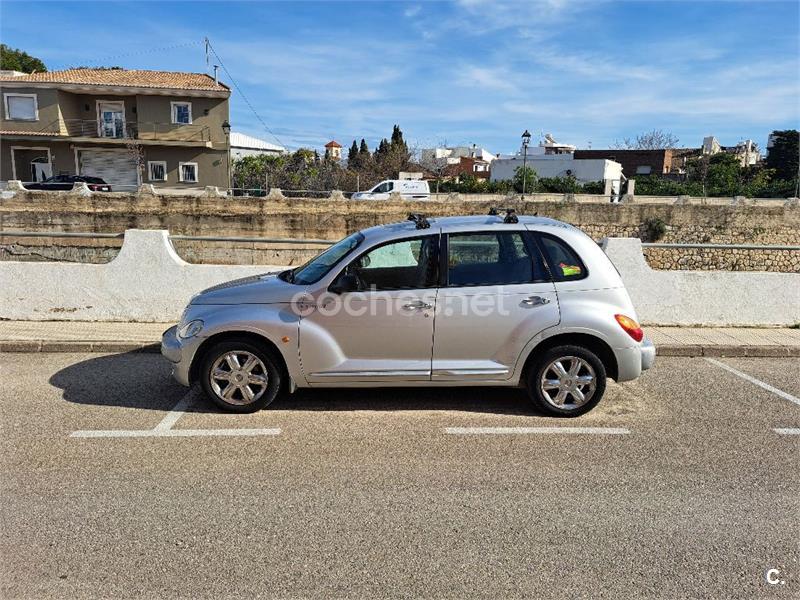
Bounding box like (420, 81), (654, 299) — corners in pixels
(98, 103), (125, 138)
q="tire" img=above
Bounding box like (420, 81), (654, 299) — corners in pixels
(526, 344), (607, 417)
(199, 339), (282, 413)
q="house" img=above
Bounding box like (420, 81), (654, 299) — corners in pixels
(573, 149), (676, 177)
(420, 144), (495, 180)
(324, 140), (342, 160)
(491, 136), (623, 194)
(0, 68), (231, 189)
(230, 132), (285, 159)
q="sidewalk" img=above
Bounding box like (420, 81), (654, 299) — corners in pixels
(0, 321), (798, 357)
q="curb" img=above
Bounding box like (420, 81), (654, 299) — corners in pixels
(0, 340), (798, 358)
(656, 344), (800, 358)
(0, 340), (160, 353)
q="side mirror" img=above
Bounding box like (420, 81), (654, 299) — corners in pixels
(330, 273), (360, 294)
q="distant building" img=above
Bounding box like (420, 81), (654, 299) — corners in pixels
(491, 134), (623, 194)
(420, 144), (497, 164)
(230, 132), (285, 159)
(324, 140), (342, 161)
(573, 149), (676, 177)
(420, 144), (495, 180)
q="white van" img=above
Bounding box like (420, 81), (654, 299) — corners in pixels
(351, 179), (430, 201)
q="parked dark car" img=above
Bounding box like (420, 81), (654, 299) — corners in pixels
(24, 175), (112, 192)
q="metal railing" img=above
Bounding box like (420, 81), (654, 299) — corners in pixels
(0, 230), (335, 245)
(2, 231), (798, 252)
(36, 119), (212, 142)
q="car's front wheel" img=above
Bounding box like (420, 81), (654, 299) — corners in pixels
(200, 340), (282, 413)
(526, 345), (606, 417)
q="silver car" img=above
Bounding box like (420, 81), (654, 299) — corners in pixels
(162, 212), (655, 417)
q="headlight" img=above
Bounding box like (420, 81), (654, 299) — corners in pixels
(178, 319), (204, 339)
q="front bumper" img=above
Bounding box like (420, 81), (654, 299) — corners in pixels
(161, 325), (193, 387)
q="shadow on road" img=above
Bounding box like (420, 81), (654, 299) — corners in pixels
(50, 351), (539, 416)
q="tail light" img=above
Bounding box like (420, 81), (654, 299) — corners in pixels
(615, 314), (643, 342)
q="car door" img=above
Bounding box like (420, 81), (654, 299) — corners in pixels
(299, 234), (439, 383)
(431, 230), (560, 381)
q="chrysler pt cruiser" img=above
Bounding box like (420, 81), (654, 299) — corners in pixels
(162, 212), (655, 417)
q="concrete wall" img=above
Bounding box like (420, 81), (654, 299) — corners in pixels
(602, 238), (800, 326)
(1, 229), (797, 325)
(0, 230), (281, 322)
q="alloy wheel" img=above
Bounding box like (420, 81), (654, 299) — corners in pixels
(539, 355), (597, 410)
(209, 350), (269, 405)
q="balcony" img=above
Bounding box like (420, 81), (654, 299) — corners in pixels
(32, 119), (213, 144)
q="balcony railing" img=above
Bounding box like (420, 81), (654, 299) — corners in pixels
(38, 119), (212, 143)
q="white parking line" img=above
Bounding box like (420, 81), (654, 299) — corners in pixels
(443, 426), (630, 435)
(71, 389), (281, 439)
(153, 392), (195, 432)
(705, 358), (800, 407)
(71, 428), (281, 438)
(774, 428), (800, 435)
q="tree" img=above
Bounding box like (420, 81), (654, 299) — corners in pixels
(765, 130), (799, 182)
(348, 140), (359, 163)
(359, 138), (369, 156)
(0, 44), (47, 73)
(613, 129), (679, 150)
(513, 166), (537, 193)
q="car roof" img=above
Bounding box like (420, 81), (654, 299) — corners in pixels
(360, 214), (581, 242)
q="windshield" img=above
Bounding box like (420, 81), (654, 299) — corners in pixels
(288, 231), (365, 285)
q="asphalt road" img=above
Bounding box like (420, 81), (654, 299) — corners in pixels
(0, 351), (798, 599)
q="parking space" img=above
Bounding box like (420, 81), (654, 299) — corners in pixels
(1, 352), (798, 598)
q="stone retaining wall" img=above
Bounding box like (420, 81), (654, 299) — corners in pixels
(1, 188), (797, 269)
(644, 247), (800, 273)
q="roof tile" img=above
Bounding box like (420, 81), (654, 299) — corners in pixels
(0, 68), (229, 92)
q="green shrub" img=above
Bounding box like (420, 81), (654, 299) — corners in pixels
(641, 217), (667, 242)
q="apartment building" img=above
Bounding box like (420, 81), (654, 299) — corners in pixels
(0, 68), (231, 189)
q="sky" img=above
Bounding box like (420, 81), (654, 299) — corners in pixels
(1, 0), (798, 155)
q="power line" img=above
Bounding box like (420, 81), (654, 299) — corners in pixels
(52, 41), (204, 70)
(204, 37), (287, 150)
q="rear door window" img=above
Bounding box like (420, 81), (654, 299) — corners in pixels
(536, 234), (587, 281)
(446, 231), (548, 286)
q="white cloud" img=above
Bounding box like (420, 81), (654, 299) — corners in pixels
(404, 5), (422, 18)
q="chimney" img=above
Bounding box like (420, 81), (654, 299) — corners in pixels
(213, 65), (219, 85)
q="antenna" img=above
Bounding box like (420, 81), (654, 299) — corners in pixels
(204, 37), (210, 70)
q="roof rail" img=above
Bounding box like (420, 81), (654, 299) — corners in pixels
(407, 213), (431, 229)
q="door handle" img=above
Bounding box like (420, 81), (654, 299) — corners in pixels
(402, 300), (432, 310)
(521, 295), (550, 306)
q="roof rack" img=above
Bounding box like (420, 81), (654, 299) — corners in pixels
(487, 207), (519, 224)
(407, 213), (431, 229)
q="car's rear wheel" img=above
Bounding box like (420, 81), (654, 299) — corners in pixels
(526, 345), (606, 417)
(200, 340), (282, 413)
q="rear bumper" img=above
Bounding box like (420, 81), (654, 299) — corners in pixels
(640, 338), (656, 371)
(614, 337), (656, 382)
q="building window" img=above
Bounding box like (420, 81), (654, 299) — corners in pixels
(4, 93), (38, 121)
(148, 161), (167, 182)
(179, 162), (198, 183)
(635, 165), (652, 175)
(171, 102), (192, 125)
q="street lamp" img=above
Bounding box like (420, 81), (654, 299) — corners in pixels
(521, 129), (531, 199)
(221, 119), (232, 192)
